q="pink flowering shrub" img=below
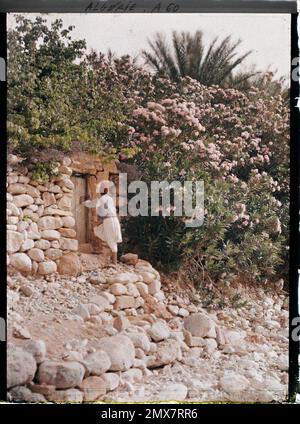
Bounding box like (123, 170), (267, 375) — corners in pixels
(121, 71), (289, 284)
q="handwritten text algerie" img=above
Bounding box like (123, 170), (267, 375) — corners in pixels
(84, 1), (180, 13)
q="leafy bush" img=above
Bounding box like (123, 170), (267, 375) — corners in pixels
(7, 16), (135, 161)
(123, 76), (289, 283)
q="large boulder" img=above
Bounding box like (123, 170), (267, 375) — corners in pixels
(37, 216), (63, 231)
(88, 295), (110, 312)
(147, 339), (182, 369)
(102, 373), (120, 391)
(7, 231), (24, 253)
(10, 253), (32, 273)
(109, 283), (127, 296)
(28, 248), (45, 262)
(149, 321), (170, 342)
(83, 351), (111, 376)
(13, 194), (34, 207)
(107, 272), (139, 285)
(23, 340), (46, 364)
(60, 238), (78, 252)
(7, 344), (37, 388)
(183, 313), (216, 338)
(41, 230), (61, 240)
(125, 332), (151, 352)
(37, 360), (85, 389)
(61, 216), (75, 228)
(57, 253), (82, 276)
(38, 261), (57, 275)
(99, 335), (135, 371)
(114, 295), (135, 310)
(8, 183), (27, 194)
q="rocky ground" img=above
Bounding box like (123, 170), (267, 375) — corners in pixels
(7, 253), (289, 403)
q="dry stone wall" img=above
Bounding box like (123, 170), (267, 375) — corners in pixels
(7, 155), (78, 276)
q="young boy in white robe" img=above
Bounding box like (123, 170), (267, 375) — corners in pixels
(94, 185), (122, 265)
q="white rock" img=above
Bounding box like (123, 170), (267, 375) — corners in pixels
(57, 196), (72, 210)
(37, 216), (63, 231)
(37, 361), (85, 389)
(83, 350), (111, 375)
(41, 230), (61, 240)
(7, 216), (19, 225)
(17, 221), (29, 232)
(110, 283), (127, 296)
(28, 248), (45, 262)
(149, 321), (170, 342)
(102, 373), (120, 391)
(45, 248), (63, 260)
(13, 324), (31, 339)
(10, 253), (32, 273)
(99, 335), (135, 371)
(89, 295), (110, 312)
(7, 230), (24, 253)
(203, 338), (218, 354)
(20, 238), (35, 252)
(7, 224), (17, 231)
(34, 239), (51, 250)
(122, 368), (143, 383)
(148, 279), (161, 294)
(178, 307), (189, 317)
(60, 238), (78, 251)
(184, 313), (216, 338)
(13, 194), (34, 207)
(38, 261), (57, 275)
(62, 216), (75, 228)
(98, 292), (115, 304)
(7, 202), (21, 216)
(23, 340), (46, 364)
(7, 344), (37, 389)
(8, 183), (27, 194)
(58, 177), (74, 190)
(147, 339), (182, 368)
(139, 270), (156, 284)
(125, 332), (151, 352)
(136, 282), (148, 297)
(126, 283), (140, 297)
(153, 291), (165, 302)
(167, 305), (179, 315)
(107, 272), (139, 285)
(27, 223), (41, 240)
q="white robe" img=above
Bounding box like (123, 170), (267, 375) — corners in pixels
(94, 194), (122, 253)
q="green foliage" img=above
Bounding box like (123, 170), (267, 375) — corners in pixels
(7, 16), (134, 160)
(31, 161), (60, 183)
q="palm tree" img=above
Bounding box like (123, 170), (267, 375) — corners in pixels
(229, 68), (289, 99)
(142, 30), (256, 87)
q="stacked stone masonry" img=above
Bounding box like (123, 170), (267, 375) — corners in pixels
(7, 154), (118, 275)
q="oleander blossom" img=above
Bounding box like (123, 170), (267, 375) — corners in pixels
(96, 55), (289, 283)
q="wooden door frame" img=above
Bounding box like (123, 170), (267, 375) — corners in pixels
(71, 173), (89, 245)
